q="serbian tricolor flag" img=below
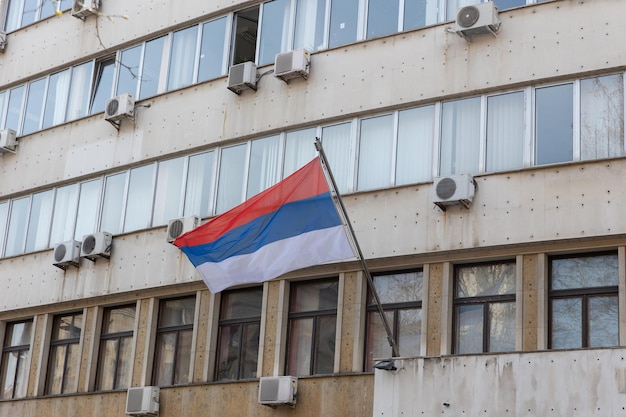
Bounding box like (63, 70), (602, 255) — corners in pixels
(173, 157), (355, 293)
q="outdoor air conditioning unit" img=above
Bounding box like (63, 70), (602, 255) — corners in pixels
(258, 376), (297, 407)
(105, 93), (135, 123)
(0, 31), (7, 53)
(455, 2), (500, 40)
(71, 0), (100, 19)
(274, 49), (310, 83)
(126, 386), (160, 416)
(80, 231), (112, 261)
(227, 61), (258, 94)
(167, 215), (200, 243)
(0, 129), (17, 154)
(433, 174), (476, 210)
(52, 240), (81, 269)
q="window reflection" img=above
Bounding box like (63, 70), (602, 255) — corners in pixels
(258, 0), (290, 66)
(535, 83), (573, 165)
(22, 78), (46, 135)
(168, 28), (198, 91)
(0, 320), (32, 400)
(367, 0), (399, 39)
(198, 18), (228, 82)
(140, 37), (167, 99)
(329, 0), (359, 48)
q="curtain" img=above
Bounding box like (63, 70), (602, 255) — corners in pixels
(216, 144), (247, 214)
(25, 190), (54, 252)
(294, 0), (326, 51)
(321, 122), (353, 193)
(152, 158), (185, 226)
(66, 62), (93, 121)
(168, 27), (198, 91)
(440, 97), (480, 175)
(247, 135), (281, 198)
(486, 91), (524, 172)
(50, 184), (79, 246)
(397, 105), (434, 185)
(358, 115), (393, 191)
(74, 179), (100, 240)
(43, 70), (70, 128)
(184, 151), (214, 218)
(284, 128), (317, 177)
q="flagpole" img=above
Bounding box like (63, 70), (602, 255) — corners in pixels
(314, 139), (400, 358)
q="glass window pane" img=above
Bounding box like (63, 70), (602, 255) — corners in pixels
(284, 128), (317, 177)
(41, 0), (59, 19)
(397, 106), (434, 185)
(247, 135), (281, 198)
(4, 0), (21, 32)
(50, 184), (79, 245)
(103, 305), (136, 334)
(440, 97), (480, 176)
(22, 78), (46, 135)
(321, 122), (353, 193)
(168, 27), (198, 91)
(52, 314), (83, 340)
(291, 281), (338, 312)
(173, 330), (192, 385)
(294, 0), (326, 52)
(140, 36), (166, 99)
(216, 324), (242, 381)
(74, 179), (101, 240)
(580, 74), (624, 160)
(6, 86), (25, 132)
(358, 115), (393, 191)
(100, 173), (127, 234)
(287, 318), (313, 375)
(216, 144), (247, 214)
(456, 304), (483, 354)
(198, 18), (228, 82)
(486, 91), (524, 172)
(96, 339), (118, 390)
(25, 190), (54, 252)
(43, 70), (71, 129)
(66, 62), (94, 121)
(329, 0), (359, 48)
(5, 197), (30, 257)
(159, 297), (196, 328)
(220, 288), (263, 320)
(115, 337), (133, 389)
(116, 46), (142, 97)
(0, 352), (18, 399)
(46, 345), (66, 394)
(367, 0), (399, 39)
(0, 202), (7, 255)
(535, 83), (573, 165)
(0, 91), (5, 128)
(153, 332), (176, 386)
(404, 0), (438, 30)
(365, 310), (394, 370)
(123, 165), (155, 232)
(456, 262), (516, 298)
(21, 0), (36, 27)
(371, 271), (423, 304)
(90, 59), (116, 114)
(488, 301), (515, 352)
(551, 254), (618, 290)
(184, 151), (214, 218)
(153, 158), (185, 226)
(232, 7), (259, 65)
(551, 298), (582, 349)
(588, 296), (618, 347)
(258, 0), (290, 66)
(241, 322), (260, 379)
(314, 316), (336, 374)
(493, 0), (526, 10)
(398, 308), (422, 357)
(13, 350), (29, 398)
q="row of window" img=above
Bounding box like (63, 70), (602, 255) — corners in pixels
(0, 0), (555, 137)
(0, 72), (623, 259)
(1, 251), (619, 399)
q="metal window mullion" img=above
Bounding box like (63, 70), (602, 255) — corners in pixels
(478, 95), (487, 173)
(94, 175), (106, 233)
(390, 111), (399, 186)
(19, 195), (33, 255)
(178, 156), (191, 218)
(322, 0), (331, 49)
(310, 315), (319, 375)
(572, 79), (581, 161)
(118, 171), (131, 233)
(242, 142), (252, 202)
(160, 33), (173, 94)
(582, 294), (589, 347)
(135, 43), (147, 98)
(483, 302), (491, 352)
(357, 0), (366, 41)
(255, 4), (264, 65)
(191, 24), (202, 84)
(45, 188), (58, 248)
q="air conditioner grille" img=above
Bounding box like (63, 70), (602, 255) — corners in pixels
(457, 5), (480, 28)
(126, 388), (143, 413)
(229, 64), (246, 86)
(82, 235), (96, 255)
(169, 219), (184, 240)
(54, 244), (67, 263)
(106, 99), (119, 117)
(436, 177), (457, 200)
(259, 378), (280, 402)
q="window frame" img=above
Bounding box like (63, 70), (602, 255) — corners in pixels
(45, 311), (83, 395)
(0, 319), (33, 399)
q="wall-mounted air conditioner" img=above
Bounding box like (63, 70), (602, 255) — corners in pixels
(80, 231), (112, 261)
(71, 0), (100, 19)
(126, 386), (160, 416)
(0, 31), (7, 53)
(167, 215), (200, 243)
(0, 129), (17, 154)
(258, 376), (297, 407)
(433, 174), (476, 210)
(105, 93), (135, 128)
(53, 240), (81, 269)
(227, 61), (258, 94)
(274, 49), (310, 83)
(455, 2), (500, 40)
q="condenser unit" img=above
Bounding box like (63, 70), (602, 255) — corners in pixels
(71, 0), (100, 19)
(105, 93), (135, 125)
(433, 174), (476, 210)
(227, 61), (258, 94)
(80, 232), (112, 261)
(53, 240), (81, 269)
(0, 31), (7, 53)
(126, 386), (160, 415)
(455, 2), (500, 40)
(258, 376), (297, 407)
(167, 216), (200, 243)
(274, 49), (310, 83)
(0, 129), (17, 154)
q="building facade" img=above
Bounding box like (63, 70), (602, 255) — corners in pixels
(0, 0), (625, 416)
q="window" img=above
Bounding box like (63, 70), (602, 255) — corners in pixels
(90, 58), (116, 115)
(24, 189), (53, 252)
(96, 305), (136, 391)
(396, 106), (434, 185)
(294, 0), (327, 52)
(440, 97), (481, 176)
(116, 46), (142, 97)
(493, 0), (527, 10)
(358, 115), (394, 191)
(153, 296), (196, 386)
(22, 78), (46, 135)
(216, 144), (247, 214)
(0, 202), (7, 256)
(286, 279), (339, 376)
(46, 312), (83, 395)
(454, 262), (516, 354)
(184, 151), (215, 218)
(549, 252), (619, 349)
(486, 91), (525, 172)
(0, 320), (32, 399)
(321, 122), (353, 194)
(43, 69), (70, 129)
(283, 127), (318, 178)
(215, 287), (263, 381)
(365, 271), (423, 371)
(4, 0), (71, 32)
(403, 0), (438, 30)
(258, 0), (291, 66)
(198, 18), (228, 82)
(123, 165), (156, 232)
(100, 172), (127, 234)
(232, 7), (259, 65)
(329, 0), (359, 48)
(247, 135), (281, 198)
(535, 83), (573, 166)
(367, 0), (400, 39)
(168, 27), (199, 91)
(4, 196), (30, 257)
(4, 86), (25, 132)
(66, 62), (94, 122)
(139, 37), (167, 100)
(152, 157), (186, 227)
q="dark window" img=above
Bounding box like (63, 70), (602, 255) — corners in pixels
(46, 312), (83, 395)
(0, 320), (32, 399)
(231, 6), (259, 65)
(95, 305), (136, 390)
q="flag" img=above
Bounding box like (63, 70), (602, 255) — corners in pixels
(173, 157), (355, 293)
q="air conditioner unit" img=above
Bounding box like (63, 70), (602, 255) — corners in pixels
(0, 129), (17, 154)
(455, 2), (500, 40)
(126, 386), (160, 416)
(274, 49), (310, 83)
(71, 0), (100, 19)
(52, 240), (81, 269)
(227, 61), (258, 94)
(433, 174), (476, 210)
(80, 231), (112, 261)
(167, 215), (200, 243)
(258, 376), (297, 407)
(105, 93), (135, 122)
(0, 31), (7, 53)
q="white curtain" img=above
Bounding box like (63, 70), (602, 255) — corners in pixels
(43, 70), (70, 128)
(216, 144), (247, 214)
(168, 27), (198, 91)
(440, 97), (480, 175)
(294, 0), (325, 51)
(284, 128), (317, 178)
(50, 184), (79, 246)
(321, 122), (353, 193)
(153, 158), (185, 227)
(397, 106), (434, 185)
(74, 179), (100, 240)
(66, 62), (93, 121)
(184, 151), (214, 218)
(247, 135), (281, 198)
(486, 91), (524, 172)
(358, 115), (393, 191)
(25, 190), (54, 252)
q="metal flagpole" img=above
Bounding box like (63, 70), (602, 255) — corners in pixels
(314, 138), (400, 358)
